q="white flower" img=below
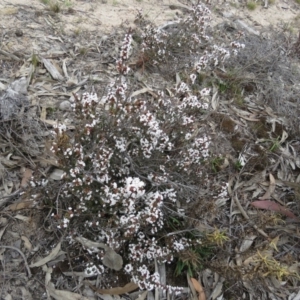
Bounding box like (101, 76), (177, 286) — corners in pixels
(190, 73), (197, 84)
(124, 177), (145, 198)
(200, 87), (210, 97)
(185, 133), (192, 140)
(124, 264), (133, 273)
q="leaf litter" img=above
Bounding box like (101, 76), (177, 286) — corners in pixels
(0, 0), (300, 299)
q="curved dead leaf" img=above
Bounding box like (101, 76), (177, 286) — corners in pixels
(190, 278), (206, 300)
(102, 247), (123, 271)
(49, 169), (65, 180)
(88, 281), (138, 295)
(0, 224), (8, 240)
(259, 173), (275, 200)
(239, 235), (257, 253)
(279, 130), (288, 143)
(42, 57), (64, 81)
(136, 291), (148, 300)
(6, 201), (34, 211)
(75, 235), (107, 250)
(21, 236), (32, 251)
(29, 242), (62, 267)
(210, 281), (223, 300)
(251, 200), (299, 220)
(47, 282), (90, 300)
(211, 90), (219, 110)
(14, 214), (31, 222)
(20, 168), (33, 188)
(187, 274), (197, 300)
(75, 236), (123, 270)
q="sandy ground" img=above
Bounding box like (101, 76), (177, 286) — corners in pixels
(0, 0), (299, 35)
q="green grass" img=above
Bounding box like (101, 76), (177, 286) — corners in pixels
(175, 246), (211, 277)
(64, 0), (73, 7)
(40, 0), (73, 12)
(31, 53), (39, 68)
(211, 157), (224, 173)
(246, 1), (257, 10)
(74, 28), (81, 36)
(234, 160), (243, 171)
(50, 2), (60, 13)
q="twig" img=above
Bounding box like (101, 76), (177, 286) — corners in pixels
(0, 49), (21, 61)
(0, 189), (22, 208)
(233, 194), (249, 221)
(233, 194), (269, 238)
(0, 245), (32, 278)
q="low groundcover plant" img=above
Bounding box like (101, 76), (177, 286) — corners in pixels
(30, 3), (244, 293)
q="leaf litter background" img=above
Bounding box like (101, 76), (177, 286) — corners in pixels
(0, 0), (300, 299)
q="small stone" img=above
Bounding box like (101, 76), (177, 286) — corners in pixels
(59, 100), (72, 111)
(49, 169), (65, 180)
(0, 82), (6, 91)
(222, 11), (233, 18)
(15, 29), (23, 37)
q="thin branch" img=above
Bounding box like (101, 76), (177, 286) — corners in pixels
(0, 245), (32, 278)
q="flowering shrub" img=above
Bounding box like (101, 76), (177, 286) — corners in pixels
(31, 3), (244, 293)
(140, 4), (244, 71)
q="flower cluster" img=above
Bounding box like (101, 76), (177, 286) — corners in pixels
(45, 83), (211, 287)
(141, 4), (244, 72)
(141, 5), (211, 64)
(116, 30), (132, 75)
(31, 5), (245, 293)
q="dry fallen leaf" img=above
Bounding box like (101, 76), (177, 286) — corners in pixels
(30, 242), (62, 267)
(259, 173), (276, 200)
(136, 291), (148, 300)
(42, 57), (64, 81)
(97, 295), (114, 300)
(75, 236), (123, 270)
(88, 281), (138, 295)
(130, 87), (151, 98)
(21, 236), (32, 251)
(3, 294), (13, 300)
(18, 287), (33, 300)
(14, 214), (31, 222)
(40, 106), (47, 121)
(49, 169), (65, 180)
(0, 7), (18, 15)
(209, 282), (223, 300)
(239, 235), (257, 253)
(211, 90), (219, 110)
(102, 248), (123, 271)
(187, 274), (198, 300)
(279, 130), (288, 144)
(0, 225), (8, 240)
(190, 278), (206, 300)
(5, 200), (34, 211)
(251, 200), (299, 220)
(47, 282), (90, 300)
(20, 168), (33, 188)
